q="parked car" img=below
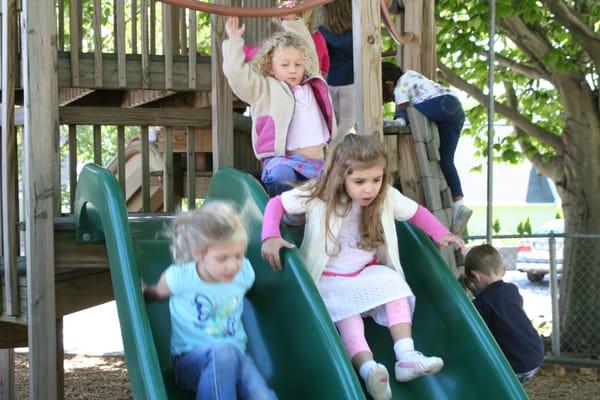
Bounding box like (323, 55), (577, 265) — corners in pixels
(516, 219), (564, 282)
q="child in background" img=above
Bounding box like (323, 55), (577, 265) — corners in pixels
(243, 4), (330, 77)
(222, 5), (336, 198)
(143, 202), (277, 400)
(381, 62), (472, 235)
(464, 244), (544, 385)
(261, 134), (465, 400)
(319, 0), (355, 135)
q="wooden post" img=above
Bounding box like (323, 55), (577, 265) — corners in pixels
(0, 350), (14, 400)
(93, 0), (103, 87)
(56, 318), (64, 400)
(2, 0), (18, 317)
(210, 0), (234, 169)
(22, 0), (59, 397)
(116, 0), (127, 87)
(403, 0), (422, 72)
(421, 0), (436, 79)
(69, 0), (80, 86)
(352, 0), (382, 137)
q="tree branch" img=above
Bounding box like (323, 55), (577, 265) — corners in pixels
(540, 0), (600, 68)
(503, 80), (564, 182)
(438, 63), (564, 151)
(497, 16), (554, 76)
(494, 53), (553, 82)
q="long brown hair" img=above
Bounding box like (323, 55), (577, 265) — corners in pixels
(321, 0), (353, 34)
(308, 134), (389, 255)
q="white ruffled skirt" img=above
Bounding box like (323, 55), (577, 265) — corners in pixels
(317, 264), (415, 326)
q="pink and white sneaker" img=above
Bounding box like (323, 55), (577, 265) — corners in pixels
(395, 351), (444, 382)
(365, 363), (392, 400)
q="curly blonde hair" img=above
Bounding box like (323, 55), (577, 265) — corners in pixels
(169, 201), (248, 263)
(307, 134), (389, 255)
(251, 31), (318, 79)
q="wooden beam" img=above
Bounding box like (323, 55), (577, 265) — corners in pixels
(2, 0), (19, 317)
(352, 0), (383, 137)
(120, 89), (175, 107)
(54, 53), (212, 91)
(54, 271), (113, 317)
(0, 323), (26, 348)
(58, 88), (94, 106)
(22, 0), (59, 396)
(211, 0), (234, 169)
(0, 349), (15, 400)
(59, 106), (211, 126)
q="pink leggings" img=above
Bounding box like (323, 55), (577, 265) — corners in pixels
(335, 297), (412, 359)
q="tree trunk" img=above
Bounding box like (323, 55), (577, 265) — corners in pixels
(555, 94), (600, 357)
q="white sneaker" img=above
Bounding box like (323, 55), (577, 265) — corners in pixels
(395, 351), (444, 382)
(452, 205), (473, 235)
(365, 363), (392, 400)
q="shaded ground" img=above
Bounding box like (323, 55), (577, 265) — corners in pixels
(13, 354), (600, 399)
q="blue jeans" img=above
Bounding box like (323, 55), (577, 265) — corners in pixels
(173, 342), (277, 400)
(396, 94), (465, 197)
(262, 165), (306, 197)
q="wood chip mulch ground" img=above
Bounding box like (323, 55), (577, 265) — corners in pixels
(13, 354), (600, 399)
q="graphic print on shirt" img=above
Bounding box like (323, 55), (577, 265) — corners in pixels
(193, 294), (241, 337)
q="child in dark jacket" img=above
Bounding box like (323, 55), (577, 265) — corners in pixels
(464, 244), (544, 385)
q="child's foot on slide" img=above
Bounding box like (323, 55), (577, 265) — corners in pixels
(395, 351), (444, 382)
(366, 363), (392, 400)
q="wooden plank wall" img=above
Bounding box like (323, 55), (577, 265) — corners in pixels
(22, 0), (59, 398)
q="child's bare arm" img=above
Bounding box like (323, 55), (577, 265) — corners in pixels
(142, 272), (171, 301)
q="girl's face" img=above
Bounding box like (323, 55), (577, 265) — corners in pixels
(270, 45), (305, 88)
(344, 164), (385, 207)
(194, 239), (246, 282)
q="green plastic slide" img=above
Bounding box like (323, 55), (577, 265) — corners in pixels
(75, 164), (527, 399)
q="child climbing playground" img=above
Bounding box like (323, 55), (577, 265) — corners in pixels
(143, 202), (277, 400)
(222, 2), (337, 199)
(381, 62), (472, 235)
(260, 134), (465, 400)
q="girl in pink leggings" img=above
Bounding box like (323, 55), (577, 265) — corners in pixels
(261, 134), (465, 400)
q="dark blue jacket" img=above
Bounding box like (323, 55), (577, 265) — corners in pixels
(319, 28), (354, 86)
(474, 280), (544, 374)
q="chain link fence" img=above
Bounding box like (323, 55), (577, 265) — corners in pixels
(464, 231), (600, 365)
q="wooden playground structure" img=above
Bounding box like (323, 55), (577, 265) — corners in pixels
(0, 0), (449, 398)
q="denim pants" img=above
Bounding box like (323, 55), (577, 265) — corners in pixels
(173, 342), (277, 400)
(396, 94), (465, 197)
(262, 165), (306, 197)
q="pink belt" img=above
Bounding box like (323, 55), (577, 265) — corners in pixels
(322, 257), (378, 277)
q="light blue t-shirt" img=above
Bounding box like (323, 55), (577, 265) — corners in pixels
(165, 258), (255, 355)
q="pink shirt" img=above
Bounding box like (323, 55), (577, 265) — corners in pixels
(285, 85), (329, 151)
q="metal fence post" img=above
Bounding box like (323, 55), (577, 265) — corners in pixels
(549, 233), (560, 357)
